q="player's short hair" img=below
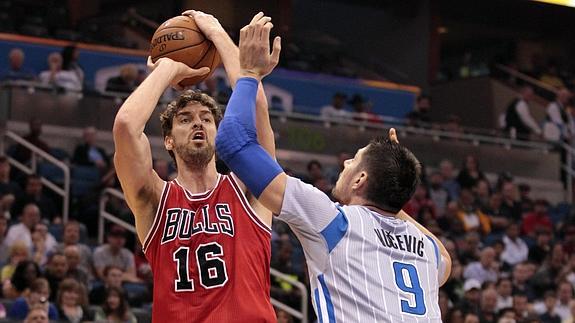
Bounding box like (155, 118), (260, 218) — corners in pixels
(160, 90), (222, 163)
(361, 137), (421, 213)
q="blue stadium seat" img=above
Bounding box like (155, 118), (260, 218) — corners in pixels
(50, 148), (70, 161)
(38, 162), (64, 184)
(72, 166), (101, 182)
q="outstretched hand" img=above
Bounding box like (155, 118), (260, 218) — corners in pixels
(147, 56), (210, 90)
(238, 12), (281, 81)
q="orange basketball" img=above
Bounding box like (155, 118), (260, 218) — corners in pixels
(150, 15), (221, 87)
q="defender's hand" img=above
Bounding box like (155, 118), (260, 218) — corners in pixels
(182, 10), (225, 40)
(147, 56), (210, 90)
(238, 12), (281, 81)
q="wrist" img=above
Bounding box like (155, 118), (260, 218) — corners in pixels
(239, 70), (262, 82)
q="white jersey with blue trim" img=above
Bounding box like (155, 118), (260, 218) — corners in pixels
(277, 176), (445, 323)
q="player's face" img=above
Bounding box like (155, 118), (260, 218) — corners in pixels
(168, 103), (217, 168)
(332, 146), (367, 204)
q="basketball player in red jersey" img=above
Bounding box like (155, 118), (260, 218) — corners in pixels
(113, 12), (277, 322)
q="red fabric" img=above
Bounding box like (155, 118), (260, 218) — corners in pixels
(144, 175), (275, 323)
(522, 212), (553, 236)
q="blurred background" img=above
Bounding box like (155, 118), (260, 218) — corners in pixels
(1, 0), (575, 322)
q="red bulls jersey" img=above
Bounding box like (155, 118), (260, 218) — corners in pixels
(143, 174), (275, 322)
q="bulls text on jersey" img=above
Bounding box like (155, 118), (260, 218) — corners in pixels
(161, 203), (235, 244)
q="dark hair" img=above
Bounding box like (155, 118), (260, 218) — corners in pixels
(56, 278), (88, 307)
(102, 286), (130, 320)
(11, 260), (41, 292)
(307, 160), (322, 171)
(159, 90), (221, 165)
(103, 265), (123, 277)
(61, 45), (76, 71)
(361, 137), (421, 213)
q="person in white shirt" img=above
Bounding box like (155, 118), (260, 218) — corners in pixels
(5, 203), (41, 251)
(496, 277), (513, 311)
(320, 92), (350, 121)
(546, 88), (573, 142)
(38, 52), (82, 92)
(500, 222), (528, 267)
(504, 85), (541, 139)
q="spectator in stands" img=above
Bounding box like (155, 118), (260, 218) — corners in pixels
(5, 203), (41, 251)
(458, 231), (482, 265)
(404, 184), (436, 220)
(496, 277), (514, 311)
(320, 92), (350, 121)
(30, 222), (57, 266)
(0, 156), (23, 203)
(13, 176), (58, 221)
(304, 160), (325, 185)
(479, 287), (498, 323)
(8, 277), (58, 320)
(504, 85), (542, 140)
(500, 181), (522, 222)
(554, 281), (573, 320)
(24, 304), (49, 323)
(4, 260), (41, 299)
(44, 252), (68, 301)
(38, 52), (82, 92)
(89, 265), (123, 305)
(512, 262), (536, 300)
(531, 244), (566, 295)
(72, 126), (110, 172)
(536, 290), (562, 323)
(12, 117), (51, 165)
(63, 246), (89, 286)
(276, 308), (294, 323)
(0, 216), (9, 267)
(1, 48), (35, 81)
(440, 159), (460, 199)
(271, 241), (301, 308)
(474, 179), (491, 211)
(349, 94), (381, 123)
(464, 247), (498, 284)
(518, 183), (534, 213)
(522, 199), (553, 238)
(326, 151), (350, 185)
(459, 279), (482, 313)
(55, 221), (92, 279)
(61, 45), (84, 86)
(545, 88), (573, 142)
(455, 188), (491, 235)
(457, 155), (486, 190)
(500, 222), (529, 268)
(529, 228), (553, 264)
(93, 225), (138, 282)
(94, 286), (137, 323)
(133, 241), (152, 285)
(406, 94), (432, 127)
(429, 171), (450, 217)
(513, 292), (532, 320)
(105, 64), (139, 93)
(55, 278), (93, 322)
(1, 242), (29, 282)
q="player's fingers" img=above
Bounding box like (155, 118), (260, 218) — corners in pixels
(147, 56), (154, 69)
(270, 36), (281, 68)
(239, 26), (248, 45)
(190, 67), (210, 76)
(260, 22), (273, 43)
(256, 16), (271, 26)
(250, 12), (264, 25)
(181, 9), (196, 16)
(246, 24), (256, 41)
(389, 128), (399, 144)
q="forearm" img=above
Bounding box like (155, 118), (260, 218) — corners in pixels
(114, 63), (175, 134)
(212, 32), (275, 156)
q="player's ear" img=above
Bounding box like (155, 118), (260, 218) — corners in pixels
(352, 171), (368, 191)
(164, 136), (174, 150)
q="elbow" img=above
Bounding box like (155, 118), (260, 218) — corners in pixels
(113, 114), (134, 138)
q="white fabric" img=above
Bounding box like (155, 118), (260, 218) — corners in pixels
(4, 223), (32, 250)
(500, 235), (528, 266)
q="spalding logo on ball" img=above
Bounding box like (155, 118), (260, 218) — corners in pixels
(150, 15), (221, 87)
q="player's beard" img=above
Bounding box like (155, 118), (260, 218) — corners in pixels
(175, 141), (215, 169)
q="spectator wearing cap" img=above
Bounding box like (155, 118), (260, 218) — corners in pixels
(1, 48), (36, 81)
(464, 247), (498, 284)
(93, 226), (138, 282)
(406, 94), (432, 127)
(459, 279), (482, 314)
(522, 200), (553, 238)
(501, 222), (529, 268)
(320, 92), (350, 121)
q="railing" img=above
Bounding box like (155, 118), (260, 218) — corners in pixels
(494, 64), (559, 101)
(98, 188), (309, 322)
(2, 130), (71, 221)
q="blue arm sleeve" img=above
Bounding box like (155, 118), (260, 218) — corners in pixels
(215, 77), (283, 197)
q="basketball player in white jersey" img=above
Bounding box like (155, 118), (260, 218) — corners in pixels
(215, 19), (452, 322)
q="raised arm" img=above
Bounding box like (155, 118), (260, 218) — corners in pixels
(184, 10), (275, 157)
(113, 58), (208, 242)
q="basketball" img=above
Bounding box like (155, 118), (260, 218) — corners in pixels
(150, 15), (221, 87)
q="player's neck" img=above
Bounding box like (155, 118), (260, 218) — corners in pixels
(175, 162), (219, 194)
(351, 196), (397, 218)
